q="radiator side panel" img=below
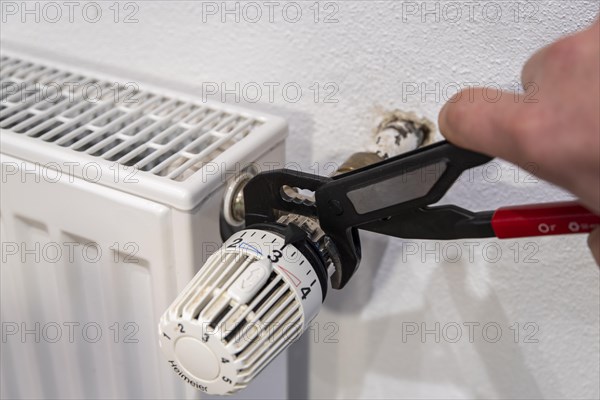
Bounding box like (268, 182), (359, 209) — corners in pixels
(0, 154), (184, 399)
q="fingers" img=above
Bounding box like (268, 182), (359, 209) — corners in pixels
(589, 227), (600, 266)
(438, 87), (529, 165)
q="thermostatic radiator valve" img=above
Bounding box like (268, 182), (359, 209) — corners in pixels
(159, 217), (332, 395)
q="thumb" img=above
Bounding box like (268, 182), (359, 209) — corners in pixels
(588, 227), (600, 266)
(438, 87), (533, 167)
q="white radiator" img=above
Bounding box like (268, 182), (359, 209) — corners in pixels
(0, 51), (287, 399)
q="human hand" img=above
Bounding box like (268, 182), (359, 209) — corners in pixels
(438, 18), (600, 264)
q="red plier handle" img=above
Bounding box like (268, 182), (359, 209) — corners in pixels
(491, 201), (600, 239)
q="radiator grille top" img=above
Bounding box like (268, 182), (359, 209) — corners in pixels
(0, 52), (286, 210)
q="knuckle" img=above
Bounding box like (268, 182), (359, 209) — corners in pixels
(521, 58), (537, 86)
(546, 35), (580, 63)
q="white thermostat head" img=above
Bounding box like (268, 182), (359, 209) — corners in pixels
(159, 225), (328, 395)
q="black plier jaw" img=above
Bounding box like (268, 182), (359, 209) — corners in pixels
(243, 140), (492, 289)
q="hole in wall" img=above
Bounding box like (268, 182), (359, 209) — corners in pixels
(370, 109), (435, 159)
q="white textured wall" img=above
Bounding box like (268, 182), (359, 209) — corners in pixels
(2, 1), (599, 399)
